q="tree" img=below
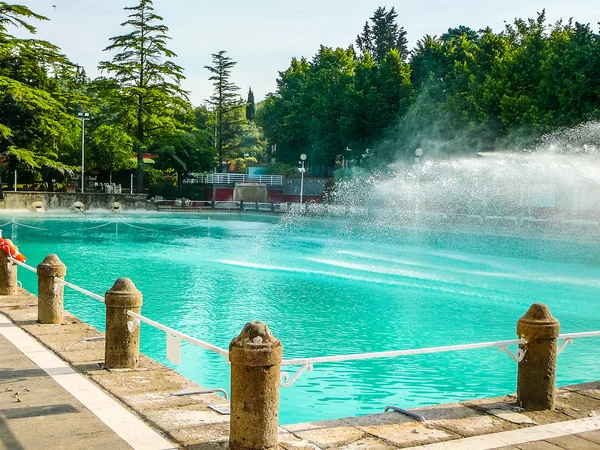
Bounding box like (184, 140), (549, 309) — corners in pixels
(0, 2), (82, 188)
(205, 50), (245, 170)
(245, 87), (256, 122)
(98, 0), (189, 193)
(356, 7), (409, 62)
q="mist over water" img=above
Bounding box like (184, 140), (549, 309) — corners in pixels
(323, 122), (600, 237)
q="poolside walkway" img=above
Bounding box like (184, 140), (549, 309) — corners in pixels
(0, 313), (174, 450)
(1, 287), (600, 449)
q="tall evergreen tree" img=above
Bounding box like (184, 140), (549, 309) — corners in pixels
(98, 0), (189, 193)
(246, 87), (256, 122)
(205, 50), (245, 170)
(356, 7), (409, 62)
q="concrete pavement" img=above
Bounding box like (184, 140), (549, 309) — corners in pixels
(0, 332), (132, 450)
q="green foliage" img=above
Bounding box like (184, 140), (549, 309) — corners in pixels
(262, 163), (301, 178)
(261, 9), (600, 174)
(98, 0), (190, 192)
(205, 50), (246, 169)
(229, 156), (257, 173)
(87, 124), (135, 173)
(356, 7), (409, 62)
(0, 3), (81, 184)
(148, 180), (205, 200)
(246, 87), (256, 121)
(257, 43), (412, 175)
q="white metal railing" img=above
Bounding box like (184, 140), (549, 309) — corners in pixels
(9, 258), (106, 302)
(127, 311), (229, 357)
(7, 249), (600, 393)
(7, 254), (228, 362)
(184, 173), (283, 186)
(279, 331), (600, 387)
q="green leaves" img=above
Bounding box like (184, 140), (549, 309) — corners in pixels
(99, 0), (190, 191)
(205, 50), (246, 169)
(0, 2), (47, 34)
(0, 10), (80, 174)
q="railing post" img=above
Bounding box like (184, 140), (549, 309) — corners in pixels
(37, 254), (66, 324)
(104, 278), (143, 369)
(0, 241), (18, 296)
(229, 321), (282, 450)
(517, 303), (560, 411)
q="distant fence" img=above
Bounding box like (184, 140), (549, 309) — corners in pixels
(184, 173), (284, 186)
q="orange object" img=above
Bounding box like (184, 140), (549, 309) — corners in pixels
(0, 232), (26, 262)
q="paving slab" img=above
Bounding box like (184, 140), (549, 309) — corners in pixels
(283, 419), (365, 449)
(546, 434), (600, 449)
(0, 333), (132, 450)
(336, 436), (397, 450)
(575, 430), (600, 444)
(413, 402), (519, 436)
(556, 391), (600, 420)
(358, 422), (456, 447)
(515, 441), (562, 449)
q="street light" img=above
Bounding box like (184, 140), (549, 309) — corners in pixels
(299, 153), (307, 207)
(77, 112), (89, 193)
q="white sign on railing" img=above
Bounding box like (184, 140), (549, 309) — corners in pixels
(166, 334), (181, 365)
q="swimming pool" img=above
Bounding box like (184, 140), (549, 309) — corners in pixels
(5, 212), (600, 424)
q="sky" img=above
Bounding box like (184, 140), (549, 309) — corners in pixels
(17, 0), (600, 106)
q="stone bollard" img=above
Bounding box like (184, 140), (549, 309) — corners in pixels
(517, 303), (560, 411)
(104, 278), (143, 369)
(229, 321), (282, 450)
(0, 240), (18, 295)
(37, 254), (66, 324)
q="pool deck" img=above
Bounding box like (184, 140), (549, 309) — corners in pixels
(1, 289), (600, 449)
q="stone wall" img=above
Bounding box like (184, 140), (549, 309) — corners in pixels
(3, 192), (149, 211)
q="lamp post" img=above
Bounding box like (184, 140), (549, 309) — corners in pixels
(77, 112), (89, 193)
(299, 153), (307, 207)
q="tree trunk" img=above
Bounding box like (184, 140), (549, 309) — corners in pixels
(136, 144), (144, 193)
(136, 93), (144, 194)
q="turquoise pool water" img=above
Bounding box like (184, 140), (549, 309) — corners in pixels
(4, 212), (600, 424)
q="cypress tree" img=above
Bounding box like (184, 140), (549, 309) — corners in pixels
(246, 87), (256, 122)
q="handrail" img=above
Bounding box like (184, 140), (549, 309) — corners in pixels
(10, 258), (37, 274)
(8, 250), (600, 393)
(279, 331), (600, 387)
(127, 310), (229, 358)
(281, 338), (526, 367)
(9, 254), (227, 359)
(10, 258), (105, 303)
(54, 278), (105, 303)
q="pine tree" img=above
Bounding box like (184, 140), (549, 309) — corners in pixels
(99, 0), (189, 193)
(205, 50), (245, 170)
(0, 2), (82, 187)
(246, 87), (256, 122)
(356, 7), (409, 62)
